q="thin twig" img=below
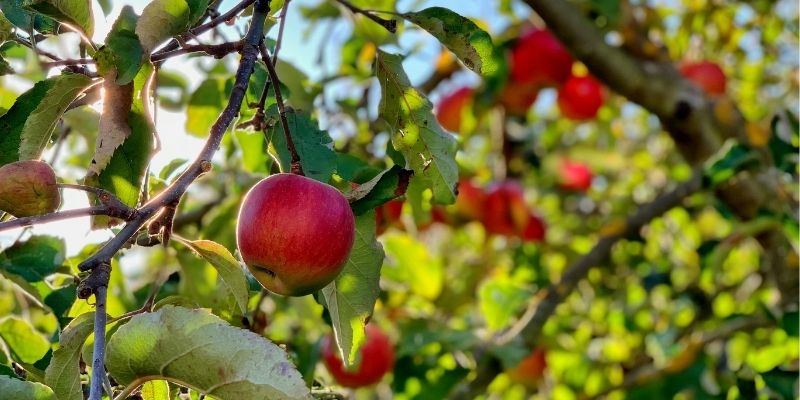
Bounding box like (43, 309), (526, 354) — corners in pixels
(258, 43), (303, 175)
(150, 41), (244, 63)
(332, 0), (396, 33)
(271, 0), (291, 64)
(13, 34), (61, 61)
(0, 206), (132, 233)
(42, 58), (95, 68)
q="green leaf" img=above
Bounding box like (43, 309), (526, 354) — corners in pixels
(702, 140), (760, 189)
(0, 0), (58, 34)
(88, 78), (133, 175)
(376, 50), (458, 204)
(174, 239), (249, 315)
(781, 310), (799, 337)
(402, 7), (502, 79)
(141, 380), (170, 400)
(320, 211), (384, 366)
(24, 0), (93, 36)
(383, 233), (442, 300)
(0, 317), (50, 364)
(266, 105), (337, 183)
(0, 55), (13, 75)
(234, 130), (271, 174)
(85, 64), (154, 228)
(348, 165), (413, 215)
(335, 153), (381, 183)
(105, 306), (309, 399)
(43, 284), (76, 328)
(0, 11), (14, 42)
(478, 274), (532, 330)
(0, 73), (93, 167)
(185, 78), (227, 137)
(44, 312), (94, 400)
(0, 236), (65, 282)
(0, 375), (55, 400)
(135, 0), (209, 51)
(95, 7), (143, 85)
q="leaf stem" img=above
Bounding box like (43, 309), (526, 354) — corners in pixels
(332, 0), (396, 33)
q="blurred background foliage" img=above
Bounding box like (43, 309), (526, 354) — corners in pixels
(0, 0), (797, 398)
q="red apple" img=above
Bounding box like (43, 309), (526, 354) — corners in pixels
(237, 173), (355, 296)
(499, 82), (540, 116)
(482, 181), (529, 237)
(436, 87), (474, 133)
(521, 213), (546, 242)
(510, 29), (573, 87)
(680, 61), (726, 96)
(507, 347), (547, 386)
(454, 177), (486, 221)
(558, 160), (593, 192)
(557, 75), (605, 120)
(321, 324), (395, 388)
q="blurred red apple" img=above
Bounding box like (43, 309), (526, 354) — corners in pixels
(499, 82), (540, 116)
(510, 29), (573, 87)
(521, 213), (546, 242)
(558, 160), (593, 192)
(557, 75), (605, 120)
(321, 324), (395, 388)
(482, 181), (529, 236)
(507, 347), (547, 386)
(436, 87), (474, 133)
(454, 177), (486, 221)
(680, 61), (726, 96)
(237, 173), (355, 296)
(376, 199), (404, 235)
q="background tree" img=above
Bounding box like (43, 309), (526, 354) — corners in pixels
(0, 0), (796, 399)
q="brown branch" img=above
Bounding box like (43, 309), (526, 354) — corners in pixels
(332, 0), (397, 33)
(150, 41), (244, 63)
(258, 43), (303, 175)
(521, 0), (797, 305)
(271, 0), (291, 64)
(42, 58), (95, 68)
(0, 206), (129, 233)
(77, 0), (270, 274)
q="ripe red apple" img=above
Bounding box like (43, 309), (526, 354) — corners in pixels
(521, 213), (546, 242)
(0, 160), (61, 217)
(507, 347), (547, 386)
(237, 173), (355, 296)
(558, 159), (593, 192)
(510, 29), (573, 87)
(482, 181), (529, 237)
(321, 324), (395, 388)
(436, 87), (474, 133)
(680, 61), (726, 96)
(499, 82), (540, 116)
(557, 75), (605, 120)
(453, 177), (486, 221)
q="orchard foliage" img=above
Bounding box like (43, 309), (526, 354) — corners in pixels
(0, 0), (797, 399)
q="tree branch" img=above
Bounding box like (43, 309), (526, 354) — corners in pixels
(522, 0), (796, 305)
(258, 43), (303, 175)
(150, 41), (244, 63)
(332, 0), (397, 33)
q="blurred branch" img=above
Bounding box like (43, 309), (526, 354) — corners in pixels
(521, 0), (797, 306)
(42, 58), (95, 68)
(332, 0), (397, 33)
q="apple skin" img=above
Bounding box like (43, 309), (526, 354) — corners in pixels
(436, 87), (474, 133)
(500, 82), (540, 116)
(521, 213), (546, 242)
(237, 173), (355, 296)
(482, 181), (529, 237)
(0, 160), (60, 217)
(321, 324), (395, 388)
(559, 160), (593, 192)
(557, 75), (605, 120)
(507, 347), (547, 386)
(510, 29), (573, 87)
(680, 61), (726, 96)
(376, 199), (403, 235)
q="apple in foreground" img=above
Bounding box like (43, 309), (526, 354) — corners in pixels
(237, 173), (355, 296)
(679, 61), (726, 96)
(557, 75), (605, 120)
(0, 160), (61, 217)
(436, 87), (474, 133)
(321, 324), (395, 388)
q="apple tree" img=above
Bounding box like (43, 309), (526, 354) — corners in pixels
(0, 0), (796, 399)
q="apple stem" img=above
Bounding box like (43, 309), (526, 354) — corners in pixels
(258, 42), (305, 176)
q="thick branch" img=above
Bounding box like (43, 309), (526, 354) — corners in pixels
(77, 0), (270, 272)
